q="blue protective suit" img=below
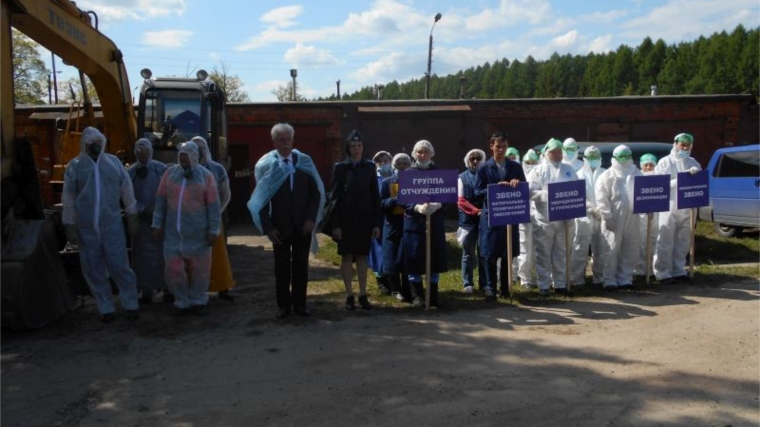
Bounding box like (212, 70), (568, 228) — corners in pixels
(127, 139), (168, 294)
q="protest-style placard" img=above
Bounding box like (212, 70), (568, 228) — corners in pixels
(397, 169), (458, 204)
(677, 170), (709, 209)
(487, 182), (530, 227)
(547, 179), (587, 222)
(633, 174), (671, 214)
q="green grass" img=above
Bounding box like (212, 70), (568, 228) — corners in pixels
(311, 221), (759, 312)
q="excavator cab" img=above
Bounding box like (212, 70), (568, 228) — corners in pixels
(137, 68), (227, 167)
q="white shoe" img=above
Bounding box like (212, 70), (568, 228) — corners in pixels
(463, 286), (474, 294)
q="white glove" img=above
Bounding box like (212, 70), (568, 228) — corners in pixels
(414, 203), (428, 215)
(590, 207), (601, 221)
(532, 190), (548, 202)
(687, 166), (700, 175)
(427, 202), (442, 214)
(605, 218), (615, 231)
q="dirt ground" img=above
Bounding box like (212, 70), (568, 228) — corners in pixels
(2, 224), (759, 427)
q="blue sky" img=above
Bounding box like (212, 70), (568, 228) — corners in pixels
(51, 0), (759, 102)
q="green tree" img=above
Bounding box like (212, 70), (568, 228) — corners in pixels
(612, 45), (637, 95)
(271, 81), (307, 102)
(59, 75), (99, 104)
(209, 61), (250, 102)
(12, 28), (49, 105)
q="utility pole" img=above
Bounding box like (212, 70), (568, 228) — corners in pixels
(425, 13), (442, 100)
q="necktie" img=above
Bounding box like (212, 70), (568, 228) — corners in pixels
(283, 158), (293, 190)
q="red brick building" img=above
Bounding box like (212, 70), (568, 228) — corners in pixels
(16, 94), (758, 223)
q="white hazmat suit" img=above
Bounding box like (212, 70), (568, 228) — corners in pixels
(62, 127), (139, 317)
(653, 134), (701, 281)
(529, 139), (578, 292)
(571, 147), (606, 286)
(595, 146), (643, 289)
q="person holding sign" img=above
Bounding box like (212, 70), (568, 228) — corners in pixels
(634, 153), (659, 278)
(331, 130), (382, 311)
(475, 132), (526, 301)
(380, 153), (414, 302)
(653, 133), (702, 284)
(457, 149), (487, 294)
(403, 140), (448, 307)
(571, 145), (606, 288)
(595, 145), (643, 291)
(517, 149), (540, 288)
(528, 138), (578, 296)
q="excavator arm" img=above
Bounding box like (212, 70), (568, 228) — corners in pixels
(2, 0), (137, 159)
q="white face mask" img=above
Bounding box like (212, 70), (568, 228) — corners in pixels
(587, 159), (601, 169)
(377, 163), (391, 176)
(677, 149), (691, 159)
(416, 159), (431, 168)
(523, 164), (535, 174)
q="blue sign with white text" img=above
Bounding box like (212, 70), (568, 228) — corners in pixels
(633, 174), (671, 214)
(397, 169), (458, 204)
(487, 182), (530, 227)
(547, 179), (587, 222)
(677, 170), (709, 209)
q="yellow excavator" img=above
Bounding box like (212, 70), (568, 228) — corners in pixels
(1, 0), (228, 329)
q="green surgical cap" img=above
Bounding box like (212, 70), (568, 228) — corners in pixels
(506, 147), (520, 157)
(584, 145), (600, 157)
(523, 149), (539, 162)
(640, 153), (658, 165)
(612, 145), (632, 159)
(674, 133), (694, 144)
(545, 138), (563, 152)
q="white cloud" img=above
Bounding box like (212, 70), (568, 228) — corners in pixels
(552, 30), (578, 49)
(587, 34), (614, 54)
(75, 0), (186, 21)
(618, 0), (759, 44)
(260, 6), (303, 29)
(142, 30), (193, 48)
(283, 43), (341, 67)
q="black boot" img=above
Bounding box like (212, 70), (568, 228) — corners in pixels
(411, 282), (425, 307)
(376, 275), (391, 295)
(430, 282), (439, 308)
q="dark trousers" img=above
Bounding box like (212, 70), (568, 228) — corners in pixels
(273, 231), (311, 311)
(482, 256), (509, 292)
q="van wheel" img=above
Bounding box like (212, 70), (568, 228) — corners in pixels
(715, 223), (742, 238)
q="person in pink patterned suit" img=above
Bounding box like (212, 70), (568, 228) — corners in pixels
(152, 141), (221, 315)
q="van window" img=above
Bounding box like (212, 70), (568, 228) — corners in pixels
(714, 151), (760, 178)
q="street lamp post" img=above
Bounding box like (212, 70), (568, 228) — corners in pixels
(290, 68), (298, 101)
(425, 12), (442, 100)
(51, 52), (60, 103)
(336, 79), (341, 98)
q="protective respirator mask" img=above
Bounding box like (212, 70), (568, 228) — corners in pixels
(87, 143), (102, 156)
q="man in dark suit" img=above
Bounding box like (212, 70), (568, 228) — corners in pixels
(248, 123), (324, 319)
(474, 132), (526, 301)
